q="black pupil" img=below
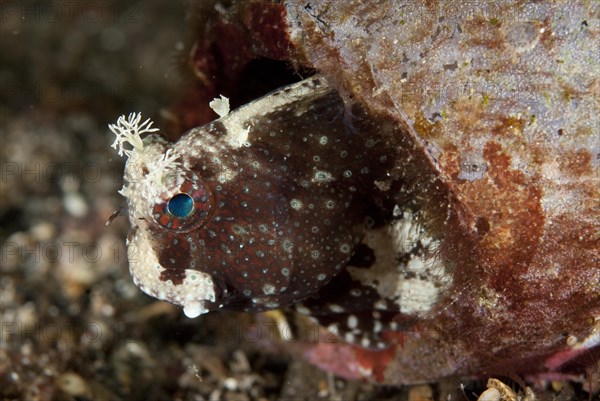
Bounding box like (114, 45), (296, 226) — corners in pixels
(167, 193), (194, 217)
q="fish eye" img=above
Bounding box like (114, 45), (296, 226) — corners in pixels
(167, 193), (194, 217)
(151, 172), (214, 232)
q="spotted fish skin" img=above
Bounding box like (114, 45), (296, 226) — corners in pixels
(114, 76), (417, 325)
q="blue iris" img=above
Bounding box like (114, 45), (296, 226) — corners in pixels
(167, 193), (194, 217)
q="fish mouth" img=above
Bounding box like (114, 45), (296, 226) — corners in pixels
(125, 223), (218, 318)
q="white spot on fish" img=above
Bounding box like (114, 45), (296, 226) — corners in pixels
(263, 284), (276, 295)
(313, 170), (334, 182)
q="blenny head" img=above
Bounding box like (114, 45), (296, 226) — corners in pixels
(110, 77), (395, 318)
(110, 113), (217, 318)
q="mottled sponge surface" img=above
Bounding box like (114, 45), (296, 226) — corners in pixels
(285, 0), (599, 383)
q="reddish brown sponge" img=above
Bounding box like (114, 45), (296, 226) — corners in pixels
(282, 0), (599, 383)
